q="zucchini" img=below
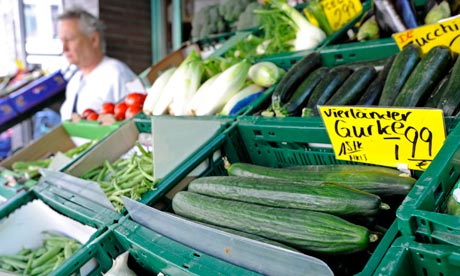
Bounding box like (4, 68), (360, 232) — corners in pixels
(424, 68), (452, 108)
(325, 65), (377, 106)
(188, 176), (388, 216)
(276, 67), (329, 117)
(225, 162), (416, 196)
(172, 191), (377, 254)
(378, 44), (422, 106)
(271, 52), (321, 111)
(357, 54), (396, 106)
(304, 66), (353, 115)
(393, 46), (453, 107)
(436, 55), (460, 116)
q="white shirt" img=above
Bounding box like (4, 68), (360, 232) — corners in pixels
(60, 56), (137, 121)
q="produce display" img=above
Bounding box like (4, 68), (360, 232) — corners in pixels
(142, 49), (284, 117)
(77, 91), (147, 123)
(224, 0), (329, 59)
(263, 43), (460, 117)
(79, 142), (156, 211)
(170, 161), (417, 274)
(3, 0), (460, 275)
(0, 231), (81, 276)
(359, 0), (456, 41)
(10, 140), (97, 181)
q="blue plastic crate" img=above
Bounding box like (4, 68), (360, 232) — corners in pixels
(9, 71), (67, 113)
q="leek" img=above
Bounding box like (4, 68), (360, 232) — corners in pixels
(266, 0), (326, 51)
(169, 59), (204, 115)
(194, 60), (251, 116)
(143, 67), (176, 115)
(152, 50), (202, 115)
(186, 72), (221, 115)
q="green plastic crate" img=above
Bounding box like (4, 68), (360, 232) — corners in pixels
(61, 119), (122, 141)
(372, 235), (460, 275)
(211, 1), (372, 61)
(0, 182), (114, 276)
(0, 122), (114, 173)
(358, 221), (402, 275)
(0, 180), (120, 229)
(0, 168), (36, 201)
(63, 117), (233, 214)
(397, 121), (460, 246)
(140, 116), (407, 275)
(53, 217), (261, 276)
(242, 38), (400, 116)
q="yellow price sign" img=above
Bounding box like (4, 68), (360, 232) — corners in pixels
(318, 106), (446, 171)
(320, 0), (362, 31)
(393, 16), (460, 54)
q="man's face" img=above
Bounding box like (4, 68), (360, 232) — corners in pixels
(58, 18), (98, 67)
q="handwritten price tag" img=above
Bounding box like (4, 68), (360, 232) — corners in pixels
(319, 106), (446, 170)
(393, 16), (460, 54)
(320, 0), (362, 31)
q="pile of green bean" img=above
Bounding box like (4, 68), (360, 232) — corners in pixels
(80, 142), (157, 211)
(0, 231), (81, 276)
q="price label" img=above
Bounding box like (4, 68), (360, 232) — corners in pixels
(320, 0), (362, 31)
(393, 16), (460, 54)
(319, 106), (446, 170)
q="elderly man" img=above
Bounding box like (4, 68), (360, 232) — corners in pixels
(58, 7), (137, 121)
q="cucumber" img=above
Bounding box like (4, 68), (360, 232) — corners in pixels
(172, 191), (376, 254)
(357, 54), (396, 106)
(188, 176), (388, 216)
(378, 44), (422, 106)
(271, 52), (321, 111)
(325, 65), (377, 106)
(276, 67), (329, 117)
(436, 55), (460, 116)
(304, 66), (353, 115)
(225, 162), (416, 196)
(196, 221), (299, 252)
(393, 46), (453, 107)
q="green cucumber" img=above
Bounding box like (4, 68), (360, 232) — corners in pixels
(276, 67), (329, 117)
(436, 55), (460, 116)
(325, 66), (377, 106)
(304, 66), (353, 115)
(357, 54), (396, 106)
(172, 191), (376, 254)
(225, 162), (416, 196)
(378, 44), (422, 106)
(393, 46), (453, 107)
(196, 221), (299, 252)
(271, 52), (321, 111)
(188, 176), (388, 216)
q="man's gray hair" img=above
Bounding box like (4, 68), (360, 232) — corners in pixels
(58, 7), (106, 53)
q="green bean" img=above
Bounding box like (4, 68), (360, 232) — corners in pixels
(0, 256), (27, 270)
(24, 251), (35, 274)
(30, 246), (61, 268)
(30, 262), (55, 276)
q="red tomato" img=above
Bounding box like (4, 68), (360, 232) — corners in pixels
(86, 112), (99, 121)
(81, 108), (96, 118)
(101, 102), (115, 114)
(114, 102), (128, 117)
(125, 92), (146, 107)
(114, 112), (125, 121)
(125, 105), (142, 119)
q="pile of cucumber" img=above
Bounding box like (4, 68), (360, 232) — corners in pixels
(172, 161), (417, 270)
(266, 44), (460, 117)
